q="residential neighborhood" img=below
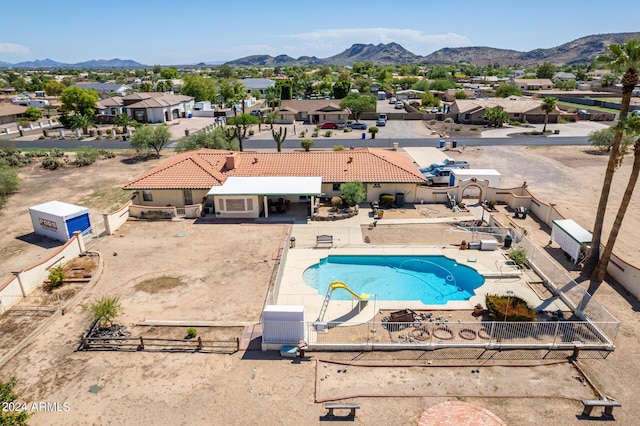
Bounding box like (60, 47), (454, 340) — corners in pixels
(1, 7), (640, 425)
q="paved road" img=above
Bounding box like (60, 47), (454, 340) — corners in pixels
(5, 135), (589, 150)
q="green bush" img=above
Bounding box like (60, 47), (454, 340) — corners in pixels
(51, 148), (64, 157)
(470, 127), (478, 131)
(324, 130), (333, 137)
(85, 295), (123, 327)
(379, 193), (395, 208)
(312, 130), (319, 137)
(248, 129), (255, 136)
(332, 145), (345, 151)
(485, 294), (536, 322)
(368, 126), (379, 134)
(99, 150), (115, 159)
(74, 146), (99, 167)
(186, 327), (197, 339)
(340, 181), (366, 207)
(444, 117), (454, 123)
(508, 248), (528, 266)
(343, 127), (351, 132)
(42, 156), (65, 170)
(47, 265), (65, 290)
(301, 138), (314, 152)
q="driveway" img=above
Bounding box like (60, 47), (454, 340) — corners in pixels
(481, 121), (610, 138)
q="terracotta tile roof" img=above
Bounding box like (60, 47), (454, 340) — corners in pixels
(123, 148), (426, 190)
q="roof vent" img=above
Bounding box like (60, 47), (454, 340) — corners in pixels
(348, 156), (353, 163)
(253, 157), (258, 164)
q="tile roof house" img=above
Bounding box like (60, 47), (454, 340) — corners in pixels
(240, 78), (275, 94)
(449, 98), (562, 124)
(275, 100), (349, 125)
(96, 96), (125, 116)
(123, 93), (195, 123)
(123, 148), (427, 219)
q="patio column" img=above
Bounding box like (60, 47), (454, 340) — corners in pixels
(310, 195), (315, 216)
(263, 196), (269, 218)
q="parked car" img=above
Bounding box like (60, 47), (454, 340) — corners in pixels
(319, 121), (339, 129)
(348, 122), (368, 130)
(376, 117), (386, 126)
(395, 102), (404, 109)
(388, 97), (397, 104)
(250, 110), (262, 116)
(419, 159), (470, 174)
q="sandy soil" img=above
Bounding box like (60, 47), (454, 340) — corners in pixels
(0, 144), (639, 425)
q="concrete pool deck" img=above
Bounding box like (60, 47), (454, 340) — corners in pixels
(279, 209), (568, 323)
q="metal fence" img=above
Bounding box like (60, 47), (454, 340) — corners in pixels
(262, 319), (616, 350)
(83, 222), (107, 250)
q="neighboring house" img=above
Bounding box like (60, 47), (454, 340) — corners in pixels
(552, 72), (576, 82)
(0, 103), (27, 125)
(512, 79), (554, 91)
(71, 82), (132, 96)
(449, 98), (562, 124)
(96, 96), (125, 116)
(395, 89), (424, 100)
(239, 78), (275, 94)
(123, 148), (427, 218)
(276, 100), (349, 125)
(471, 76), (499, 85)
(442, 89), (475, 102)
(122, 92), (195, 123)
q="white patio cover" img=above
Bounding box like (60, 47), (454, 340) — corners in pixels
(207, 176), (323, 196)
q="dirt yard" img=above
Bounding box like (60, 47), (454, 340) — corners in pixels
(0, 144), (639, 425)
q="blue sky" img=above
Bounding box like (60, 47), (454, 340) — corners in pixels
(1, 0), (639, 65)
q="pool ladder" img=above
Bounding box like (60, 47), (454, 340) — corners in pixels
(316, 286), (334, 322)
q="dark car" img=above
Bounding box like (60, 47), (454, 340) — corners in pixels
(348, 122), (368, 130)
(250, 110), (262, 116)
(319, 121), (339, 129)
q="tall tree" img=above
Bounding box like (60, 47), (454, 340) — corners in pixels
(130, 125), (172, 157)
(265, 86), (281, 111)
(180, 74), (217, 103)
(541, 97), (557, 133)
(44, 81), (66, 96)
(60, 87), (99, 116)
(583, 38), (640, 277)
(115, 113), (135, 133)
(593, 115), (640, 280)
(226, 114), (259, 151)
(536, 62), (555, 79)
(339, 92), (376, 122)
(70, 114), (95, 134)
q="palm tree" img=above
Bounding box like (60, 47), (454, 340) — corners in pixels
(541, 97), (557, 133)
(583, 38), (640, 277)
(265, 87), (281, 111)
(592, 115), (640, 280)
(484, 107), (508, 128)
(264, 110), (278, 130)
(70, 114), (94, 135)
(114, 113), (135, 133)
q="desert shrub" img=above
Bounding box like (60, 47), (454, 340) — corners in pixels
(454, 127), (461, 131)
(343, 127), (351, 132)
(324, 130), (333, 137)
(331, 196), (344, 208)
(299, 130), (307, 137)
(444, 117), (454, 123)
(312, 130), (319, 137)
(429, 120), (437, 125)
(368, 126), (379, 134)
(86, 295), (123, 327)
(332, 145), (345, 151)
(99, 150), (115, 159)
(38, 135), (46, 140)
(95, 135), (102, 140)
(74, 146), (99, 166)
(486, 200), (496, 210)
(140, 210), (172, 220)
(46, 265), (65, 290)
(508, 248), (528, 266)
(42, 156), (65, 170)
(301, 138), (314, 151)
(50, 148), (64, 157)
(457, 202), (466, 209)
(379, 193), (395, 208)
(186, 327), (197, 339)
(485, 294), (536, 322)
(509, 121), (522, 126)
(248, 129), (254, 136)
(470, 127), (478, 131)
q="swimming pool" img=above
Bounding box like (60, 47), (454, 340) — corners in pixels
(302, 255), (485, 304)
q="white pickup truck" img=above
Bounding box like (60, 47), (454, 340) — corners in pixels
(419, 158), (470, 175)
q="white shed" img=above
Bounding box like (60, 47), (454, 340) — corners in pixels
(450, 168), (502, 187)
(551, 219), (592, 264)
(261, 305), (306, 351)
(29, 201), (92, 242)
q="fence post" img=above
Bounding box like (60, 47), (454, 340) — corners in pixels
(236, 337), (240, 351)
(490, 322), (496, 344)
(197, 336), (203, 351)
(11, 271), (27, 297)
(81, 336), (88, 350)
(138, 336), (144, 351)
(552, 322), (560, 346)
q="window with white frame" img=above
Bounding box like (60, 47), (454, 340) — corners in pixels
(220, 198), (254, 212)
(142, 190), (153, 202)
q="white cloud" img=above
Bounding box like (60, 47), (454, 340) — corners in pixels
(0, 43), (30, 55)
(286, 28), (471, 56)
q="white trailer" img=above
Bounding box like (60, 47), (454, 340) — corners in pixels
(29, 201), (92, 242)
(551, 219), (592, 264)
(12, 99), (50, 108)
(450, 168), (502, 187)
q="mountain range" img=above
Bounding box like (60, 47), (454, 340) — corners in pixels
(2, 32), (639, 69)
(225, 32), (640, 67)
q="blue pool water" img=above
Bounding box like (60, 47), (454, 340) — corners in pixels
(302, 255), (485, 304)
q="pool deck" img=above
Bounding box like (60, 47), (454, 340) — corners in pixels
(278, 209), (568, 323)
